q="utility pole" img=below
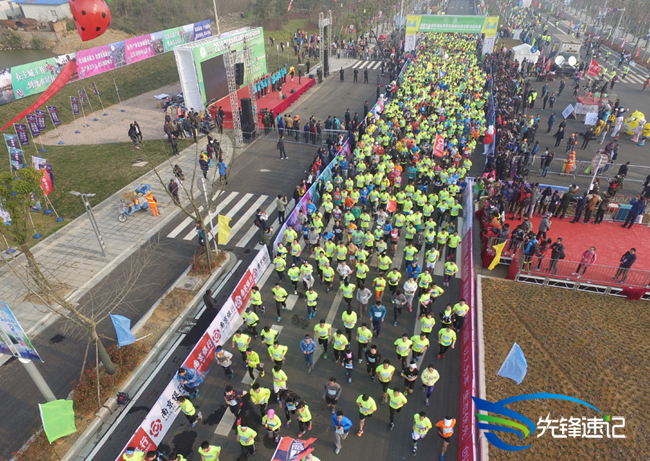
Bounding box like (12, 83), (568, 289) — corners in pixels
(212, 0), (221, 36)
(614, 8), (625, 41)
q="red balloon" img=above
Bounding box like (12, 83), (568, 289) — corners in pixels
(68, 0), (111, 42)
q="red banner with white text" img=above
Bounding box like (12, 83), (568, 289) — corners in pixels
(115, 246), (271, 460)
(458, 182), (476, 461)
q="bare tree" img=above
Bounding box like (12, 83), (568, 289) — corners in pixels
(0, 167), (158, 374)
(143, 131), (235, 273)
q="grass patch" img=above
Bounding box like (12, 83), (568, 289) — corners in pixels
(495, 37), (523, 50)
(482, 277), (646, 460)
(0, 52), (179, 156)
(37, 138), (195, 220)
(263, 18), (319, 71)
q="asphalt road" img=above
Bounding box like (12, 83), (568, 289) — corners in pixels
(469, 10), (650, 196)
(91, 72), (465, 460)
(0, 69), (384, 459)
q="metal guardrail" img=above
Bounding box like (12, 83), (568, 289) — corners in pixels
(485, 237), (650, 290)
(519, 157), (650, 185)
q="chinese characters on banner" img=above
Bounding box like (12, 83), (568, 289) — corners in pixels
(25, 114), (40, 137)
(70, 97), (79, 116)
(14, 124), (29, 146)
(433, 133), (445, 158)
(34, 110), (47, 130)
(47, 106), (61, 125)
(3, 21), (212, 104)
(4, 134), (25, 172)
(115, 246), (271, 460)
(458, 183), (476, 461)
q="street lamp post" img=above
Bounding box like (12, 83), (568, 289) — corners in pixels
(212, 0), (221, 35)
(19, 358), (56, 402)
(69, 191), (107, 258)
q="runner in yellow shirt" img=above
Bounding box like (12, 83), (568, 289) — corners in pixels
(411, 411), (433, 455)
(356, 393), (377, 437)
(388, 387), (408, 430)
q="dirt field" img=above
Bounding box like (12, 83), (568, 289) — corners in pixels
(38, 83), (181, 145)
(481, 277), (649, 460)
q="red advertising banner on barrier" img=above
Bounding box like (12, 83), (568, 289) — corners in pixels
(458, 184), (476, 461)
(115, 246), (271, 460)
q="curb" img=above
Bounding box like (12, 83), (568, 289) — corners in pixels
(59, 252), (236, 461)
(475, 275), (489, 461)
(0, 136), (233, 369)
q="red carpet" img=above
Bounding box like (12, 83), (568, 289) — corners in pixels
(208, 78), (316, 129)
(502, 214), (650, 288)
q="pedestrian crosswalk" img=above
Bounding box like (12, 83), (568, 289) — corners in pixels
(166, 191), (279, 248)
(583, 70), (647, 86)
(351, 60), (384, 70)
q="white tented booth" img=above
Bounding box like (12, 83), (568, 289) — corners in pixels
(511, 44), (540, 71)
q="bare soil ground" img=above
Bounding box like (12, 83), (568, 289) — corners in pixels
(482, 277), (649, 460)
(39, 83), (181, 145)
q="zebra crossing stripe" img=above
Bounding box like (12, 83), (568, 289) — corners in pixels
(225, 195), (269, 244)
(235, 200), (278, 248)
(182, 192), (252, 241)
(167, 205), (203, 239)
(352, 61), (363, 69)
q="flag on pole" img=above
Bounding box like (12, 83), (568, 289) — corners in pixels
(218, 215), (232, 244)
(92, 81), (101, 98)
(109, 314), (136, 347)
(271, 437), (317, 461)
(39, 400), (77, 443)
(636, 46), (641, 57)
(621, 39), (626, 50)
(287, 0), (294, 11)
(488, 241), (506, 270)
(39, 169), (53, 196)
(433, 133), (445, 158)
(497, 343), (528, 384)
(545, 59), (551, 72)
(586, 58), (601, 76)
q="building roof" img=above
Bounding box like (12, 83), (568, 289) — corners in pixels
(10, 0), (69, 5)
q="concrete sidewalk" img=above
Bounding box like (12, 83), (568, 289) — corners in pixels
(0, 132), (233, 362)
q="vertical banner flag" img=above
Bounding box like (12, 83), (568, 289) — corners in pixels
(433, 133), (445, 157)
(287, 0), (294, 12)
(35, 110), (47, 131)
(92, 81), (101, 97)
(39, 168), (53, 196)
(5, 134), (25, 171)
(47, 106), (61, 125)
(14, 124), (29, 146)
(78, 89), (86, 109)
(26, 114), (40, 137)
(70, 97), (79, 116)
(587, 58), (601, 76)
(0, 302), (43, 361)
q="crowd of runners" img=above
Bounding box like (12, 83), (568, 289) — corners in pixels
(122, 31), (487, 461)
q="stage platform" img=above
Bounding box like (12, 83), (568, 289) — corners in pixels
(500, 213), (650, 290)
(208, 78), (316, 129)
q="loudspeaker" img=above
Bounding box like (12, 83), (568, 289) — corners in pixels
(235, 62), (245, 85)
(243, 124), (257, 140)
(324, 49), (329, 76)
(240, 98), (254, 126)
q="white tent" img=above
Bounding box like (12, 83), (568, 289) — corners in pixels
(511, 44), (540, 71)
